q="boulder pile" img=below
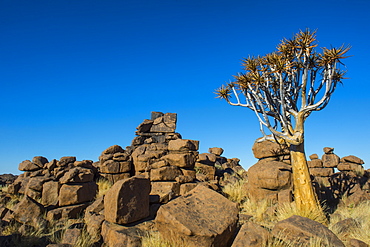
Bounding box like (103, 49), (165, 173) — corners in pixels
(0, 112), (368, 247)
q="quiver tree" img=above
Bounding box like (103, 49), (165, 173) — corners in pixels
(216, 29), (350, 219)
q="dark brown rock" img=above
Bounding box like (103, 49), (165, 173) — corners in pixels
(101, 220), (142, 247)
(322, 153), (340, 168)
(252, 140), (289, 159)
(162, 152), (197, 169)
(60, 167), (94, 184)
(323, 147), (334, 154)
(59, 182), (97, 206)
(309, 167), (334, 177)
(156, 185), (239, 247)
(41, 180), (60, 206)
(272, 215), (344, 246)
(104, 177), (150, 225)
(150, 166), (182, 181)
(150, 181), (180, 203)
(341, 155), (365, 165)
(231, 221), (269, 247)
(18, 160), (40, 171)
(247, 160), (291, 190)
(12, 196), (45, 226)
(208, 147), (224, 156)
(168, 139), (199, 151)
(307, 159), (323, 168)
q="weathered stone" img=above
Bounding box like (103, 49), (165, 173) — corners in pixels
(32, 156), (49, 168)
(208, 147), (224, 156)
(60, 167), (94, 184)
(197, 153), (217, 165)
(247, 160), (292, 190)
(47, 203), (89, 221)
(323, 147), (334, 154)
(18, 160), (40, 171)
(309, 154), (319, 160)
(136, 119), (153, 133)
(113, 152), (130, 161)
(179, 183), (198, 195)
(176, 175), (195, 183)
(162, 152), (197, 169)
(99, 173), (131, 184)
(180, 169), (196, 180)
(278, 189), (293, 204)
(272, 215), (344, 246)
(150, 160), (168, 169)
(231, 221), (269, 247)
(62, 228), (82, 246)
(42, 180), (60, 206)
(101, 220), (142, 247)
(322, 153), (340, 168)
(156, 185), (239, 247)
(348, 239), (369, 247)
(168, 139), (199, 151)
(103, 145), (125, 154)
(100, 160), (131, 174)
(150, 166), (182, 181)
(13, 196), (45, 226)
(58, 156), (76, 167)
(150, 181), (180, 203)
(309, 167), (334, 177)
(337, 162), (363, 172)
(59, 182), (97, 206)
(27, 176), (52, 191)
(150, 122), (174, 133)
(341, 155), (365, 165)
(307, 159), (323, 168)
(104, 177), (150, 225)
(194, 163), (216, 180)
(252, 140), (289, 159)
(84, 196), (105, 236)
(245, 184), (278, 203)
(46, 159), (57, 170)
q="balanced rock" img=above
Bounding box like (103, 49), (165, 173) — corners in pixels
(156, 185), (239, 247)
(252, 140), (289, 159)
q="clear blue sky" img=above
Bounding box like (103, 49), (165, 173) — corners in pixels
(1, 0), (369, 175)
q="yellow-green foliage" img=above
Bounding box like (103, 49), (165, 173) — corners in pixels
(96, 177), (113, 198)
(222, 178), (248, 203)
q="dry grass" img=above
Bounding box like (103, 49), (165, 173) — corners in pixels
(96, 177), (113, 198)
(275, 202), (328, 225)
(141, 230), (188, 247)
(222, 178), (248, 203)
(329, 200), (370, 244)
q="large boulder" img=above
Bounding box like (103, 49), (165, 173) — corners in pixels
(272, 215), (344, 246)
(231, 222), (269, 247)
(247, 160), (292, 190)
(59, 182), (97, 206)
(156, 185), (239, 247)
(252, 140), (289, 159)
(104, 176), (151, 225)
(13, 196), (45, 226)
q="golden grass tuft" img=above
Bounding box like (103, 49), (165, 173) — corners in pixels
(221, 178), (248, 203)
(329, 200), (370, 244)
(141, 230), (189, 247)
(96, 177), (113, 198)
(275, 202), (328, 225)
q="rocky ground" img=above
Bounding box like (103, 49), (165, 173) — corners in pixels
(0, 112), (369, 247)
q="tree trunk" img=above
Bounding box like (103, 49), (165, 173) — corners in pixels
(290, 142), (326, 219)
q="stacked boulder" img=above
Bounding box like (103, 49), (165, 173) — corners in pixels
(245, 139), (292, 204)
(98, 145), (132, 184)
(308, 147), (339, 186)
(3, 156), (98, 228)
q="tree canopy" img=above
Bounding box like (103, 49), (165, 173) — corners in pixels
(216, 29), (350, 146)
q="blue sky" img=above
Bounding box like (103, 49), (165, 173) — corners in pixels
(1, 0), (369, 175)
